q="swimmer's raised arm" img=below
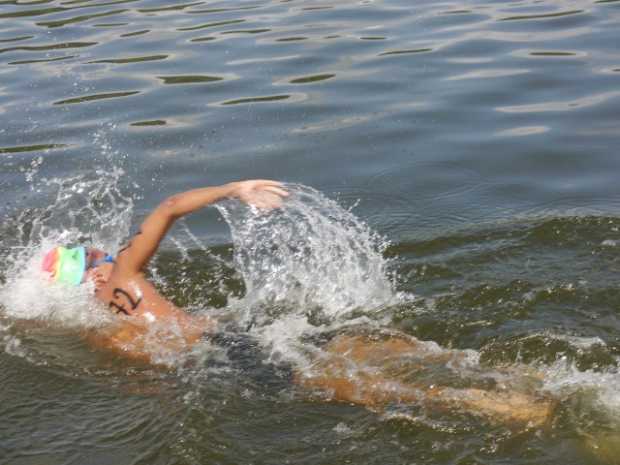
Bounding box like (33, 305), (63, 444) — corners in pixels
(115, 180), (288, 275)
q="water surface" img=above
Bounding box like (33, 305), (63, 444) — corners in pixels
(2, 0), (620, 464)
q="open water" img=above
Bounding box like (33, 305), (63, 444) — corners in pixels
(2, 0), (620, 464)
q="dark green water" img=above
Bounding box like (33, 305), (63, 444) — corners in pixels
(2, 0), (620, 464)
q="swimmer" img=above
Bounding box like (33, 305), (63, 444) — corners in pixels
(41, 179), (553, 427)
(42, 180), (288, 356)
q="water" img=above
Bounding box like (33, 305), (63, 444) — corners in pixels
(2, 0), (620, 463)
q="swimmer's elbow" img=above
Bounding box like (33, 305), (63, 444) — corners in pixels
(157, 196), (182, 219)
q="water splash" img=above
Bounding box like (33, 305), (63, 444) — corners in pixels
(0, 164), (133, 328)
(218, 184), (398, 321)
(215, 183), (403, 366)
(542, 357), (620, 416)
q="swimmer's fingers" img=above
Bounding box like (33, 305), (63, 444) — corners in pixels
(261, 191), (286, 209)
(261, 185), (289, 198)
(253, 179), (286, 189)
(249, 193), (283, 211)
(232, 180), (287, 197)
(232, 180), (287, 210)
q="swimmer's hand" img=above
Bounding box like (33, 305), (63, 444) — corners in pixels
(228, 179), (289, 210)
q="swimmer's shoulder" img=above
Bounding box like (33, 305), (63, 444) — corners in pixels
(96, 266), (148, 318)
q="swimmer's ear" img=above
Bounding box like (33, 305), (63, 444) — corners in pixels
(85, 266), (111, 291)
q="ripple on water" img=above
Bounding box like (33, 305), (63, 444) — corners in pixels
(220, 28), (271, 35)
(0, 41), (98, 55)
(136, 2), (204, 14)
(94, 23), (130, 28)
(455, 27), (592, 44)
(292, 113), (378, 133)
(186, 5), (261, 15)
(216, 94), (308, 106)
(130, 120), (167, 127)
(275, 36), (308, 42)
(9, 55), (75, 65)
(366, 159), (489, 204)
(0, 35), (34, 43)
(190, 36), (216, 42)
(88, 54), (168, 64)
(496, 90), (620, 113)
(288, 73), (335, 84)
(378, 48), (433, 57)
(177, 19), (245, 32)
(529, 51), (581, 57)
(35, 8), (129, 28)
(53, 91), (140, 105)
(598, 66), (620, 75)
(119, 29), (150, 37)
(331, 188), (420, 236)
(511, 49), (587, 59)
(326, 159), (490, 236)
(499, 9), (585, 22)
(0, 144), (68, 154)
(445, 68), (530, 81)
(227, 54), (300, 66)
(496, 126), (549, 137)
(157, 75), (225, 84)
(0, 6), (66, 20)
(301, 6), (334, 11)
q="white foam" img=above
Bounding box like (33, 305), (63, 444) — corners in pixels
(542, 357), (620, 417)
(515, 331), (607, 350)
(0, 322), (31, 361)
(0, 165), (134, 329)
(0, 252), (108, 328)
(218, 184), (400, 318)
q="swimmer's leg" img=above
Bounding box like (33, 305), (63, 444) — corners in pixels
(322, 333), (470, 367)
(296, 366), (553, 426)
(297, 334), (554, 426)
(428, 386), (554, 426)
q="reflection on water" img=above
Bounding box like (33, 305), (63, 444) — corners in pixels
(89, 54), (168, 64)
(54, 91), (140, 105)
(2, 0), (620, 463)
(157, 75), (224, 84)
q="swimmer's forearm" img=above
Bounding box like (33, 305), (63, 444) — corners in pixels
(161, 179), (286, 218)
(163, 183), (235, 218)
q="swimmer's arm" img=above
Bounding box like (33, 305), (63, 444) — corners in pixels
(114, 180), (287, 274)
(83, 315), (212, 361)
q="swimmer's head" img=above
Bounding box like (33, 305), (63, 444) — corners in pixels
(42, 246), (113, 286)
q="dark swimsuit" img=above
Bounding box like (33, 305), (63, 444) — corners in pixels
(202, 332), (293, 391)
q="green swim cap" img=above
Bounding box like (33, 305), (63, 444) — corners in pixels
(41, 246), (86, 286)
